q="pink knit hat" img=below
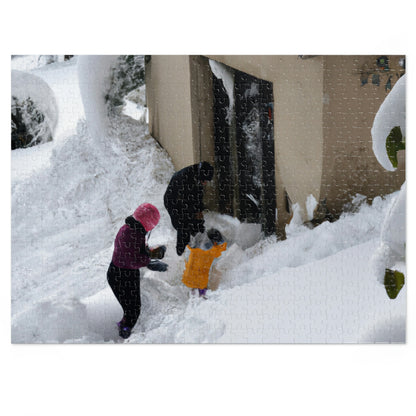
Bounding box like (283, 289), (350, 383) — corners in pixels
(133, 203), (160, 232)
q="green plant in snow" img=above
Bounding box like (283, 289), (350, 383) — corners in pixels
(384, 268), (405, 299)
(11, 96), (52, 149)
(386, 126), (405, 168)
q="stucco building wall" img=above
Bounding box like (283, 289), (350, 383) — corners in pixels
(320, 55), (405, 214)
(145, 55), (196, 168)
(145, 55), (405, 234)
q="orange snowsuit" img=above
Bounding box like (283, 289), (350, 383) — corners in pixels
(182, 242), (227, 289)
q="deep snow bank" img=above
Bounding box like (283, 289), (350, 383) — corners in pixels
(211, 194), (397, 290)
(133, 239), (406, 344)
(11, 114), (174, 313)
(11, 56), (176, 342)
(12, 189), (405, 343)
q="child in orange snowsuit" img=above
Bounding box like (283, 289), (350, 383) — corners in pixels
(182, 229), (227, 297)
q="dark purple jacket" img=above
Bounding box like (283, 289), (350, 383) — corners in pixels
(111, 216), (151, 270)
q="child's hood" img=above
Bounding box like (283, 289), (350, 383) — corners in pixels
(125, 215), (146, 233)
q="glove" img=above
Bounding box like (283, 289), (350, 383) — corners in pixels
(149, 245), (167, 259)
(147, 260), (168, 272)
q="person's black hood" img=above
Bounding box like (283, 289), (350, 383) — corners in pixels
(125, 216), (146, 233)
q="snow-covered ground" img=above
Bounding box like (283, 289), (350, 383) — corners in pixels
(10, 56), (406, 344)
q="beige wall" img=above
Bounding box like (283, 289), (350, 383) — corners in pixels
(189, 56), (217, 208)
(145, 55), (196, 169)
(320, 55), (405, 215)
(146, 55), (405, 235)
(189, 56), (215, 165)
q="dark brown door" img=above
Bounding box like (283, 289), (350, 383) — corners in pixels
(213, 67), (276, 235)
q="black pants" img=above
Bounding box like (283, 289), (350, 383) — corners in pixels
(176, 228), (193, 256)
(107, 262), (141, 328)
(169, 215), (205, 255)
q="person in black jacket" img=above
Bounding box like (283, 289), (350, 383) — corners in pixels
(164, 162), (214, 255)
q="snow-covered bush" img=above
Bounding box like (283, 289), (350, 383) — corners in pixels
(371, 74), (406, 299)
(11, 70), (58, 150)
(105, 55), (145, 111)
(11, 96), (53, 149)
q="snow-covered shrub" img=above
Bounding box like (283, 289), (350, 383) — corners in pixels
(11, 70), (58, 150)
(371, 74), (406, 299)
(11, 96), (53, 149)
(105, 55), (145, 111)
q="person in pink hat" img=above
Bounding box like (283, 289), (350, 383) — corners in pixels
(107, 203), (168, 339)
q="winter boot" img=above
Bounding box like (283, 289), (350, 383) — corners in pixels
(119, 326), (132, 339)
(117, 317), (127, 328)
(198, 288), (208, 299)
(117, 318), (131, 339)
